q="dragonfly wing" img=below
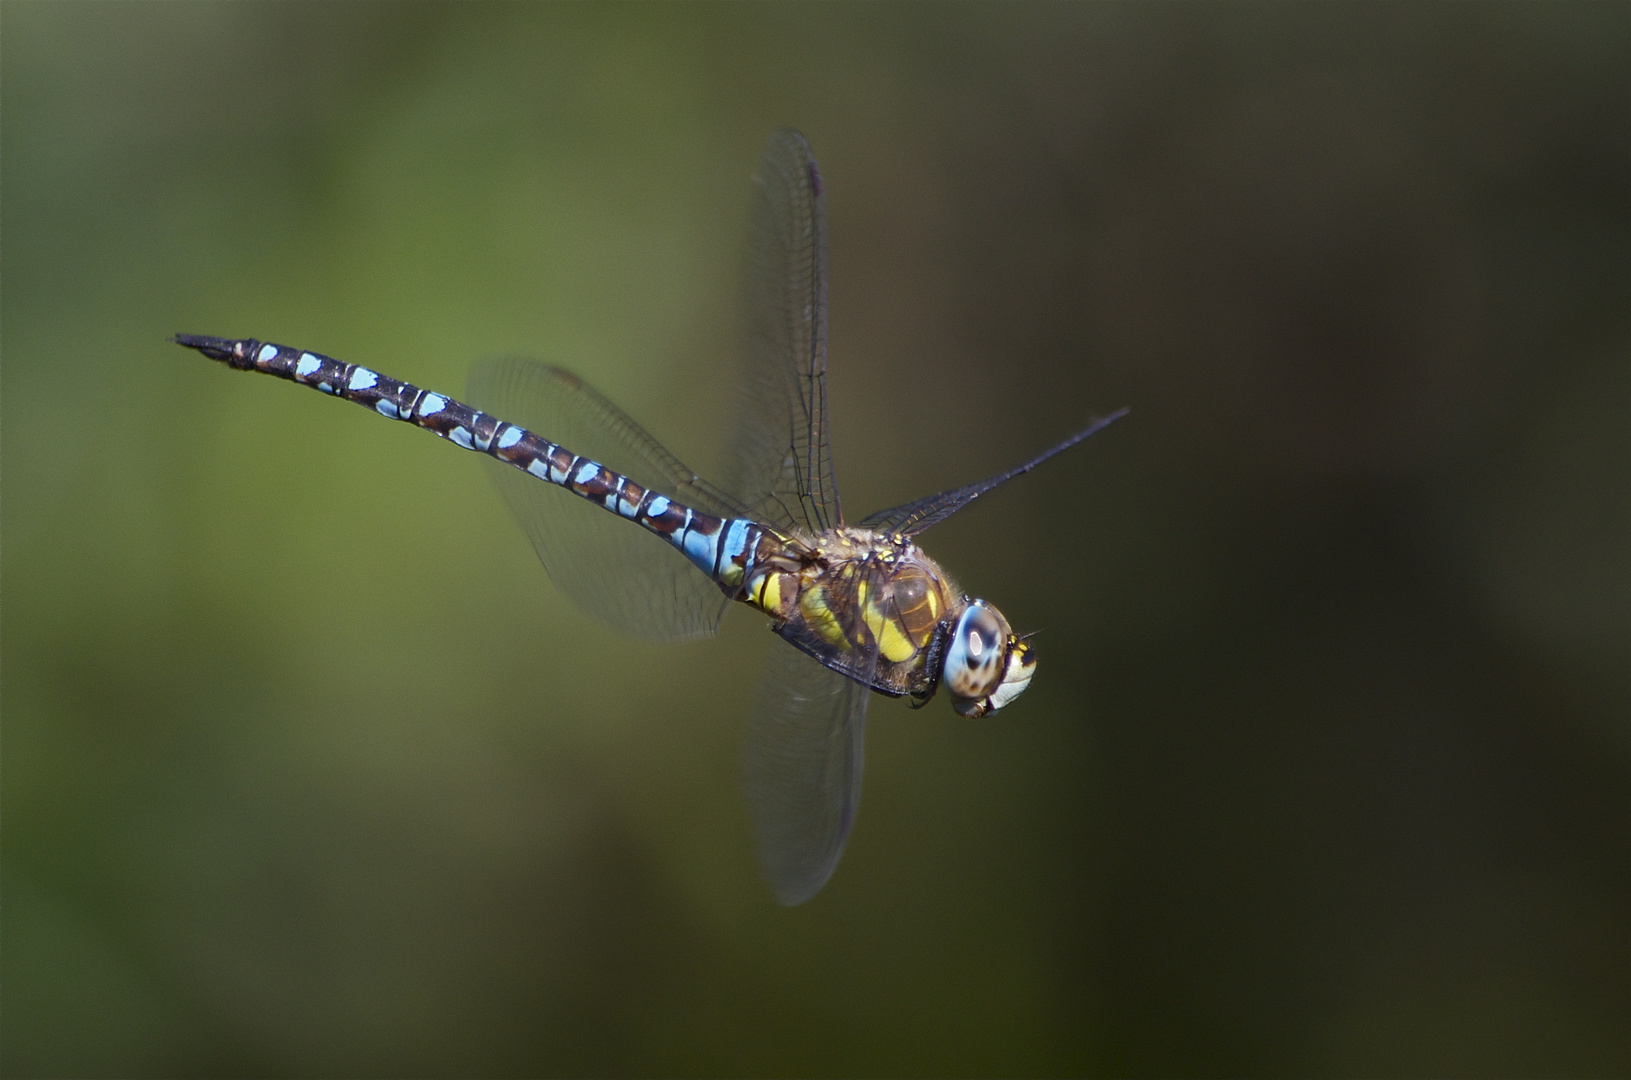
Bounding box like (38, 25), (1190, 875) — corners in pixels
(744, 638), (874, 905)
(859, 408), (1130, 537)
(468, 358), (740, 642)
(727, 127), (842, 534)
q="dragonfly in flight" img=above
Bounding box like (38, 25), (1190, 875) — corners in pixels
(176, 129), (1125, 904)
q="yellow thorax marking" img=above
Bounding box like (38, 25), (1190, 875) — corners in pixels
(798, 582), (848, 649)
(760, 571), (783, 614)
(856, 578), (917, 664)
(749, 569), (785, 616)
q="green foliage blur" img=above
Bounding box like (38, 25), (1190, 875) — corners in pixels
(3, 4), (1626, 1076)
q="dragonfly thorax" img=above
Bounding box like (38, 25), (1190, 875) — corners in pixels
(739, 526), (1032, 714)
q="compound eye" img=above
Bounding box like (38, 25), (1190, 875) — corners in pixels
(942, 602), (1009, 700)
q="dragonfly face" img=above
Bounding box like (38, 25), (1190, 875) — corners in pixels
(942, 600), (1035, 718)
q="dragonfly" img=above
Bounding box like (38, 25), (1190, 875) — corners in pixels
(175, 129), (1125, 905)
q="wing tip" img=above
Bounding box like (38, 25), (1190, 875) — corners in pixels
(764, 856), (841, 907)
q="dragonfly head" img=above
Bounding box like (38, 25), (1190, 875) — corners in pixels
(943, 600), (1037, 718)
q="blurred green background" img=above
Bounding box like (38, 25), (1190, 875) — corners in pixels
(3, 3), (1627, 1076)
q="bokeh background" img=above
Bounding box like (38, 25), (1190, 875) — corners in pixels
(4, 3), (1627, 1076)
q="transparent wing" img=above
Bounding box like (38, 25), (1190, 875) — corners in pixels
(744, 638), (874, 906)
(859, 408), (1130, 537)
(468, 358), (742, 642)
(726, 127), (842, 534)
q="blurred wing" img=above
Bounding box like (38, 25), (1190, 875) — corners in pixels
(468, 358), (742, 641)
(726, 127), (842, 534)
(744, 639), (874, 906)
(859, 408), (1129, 537)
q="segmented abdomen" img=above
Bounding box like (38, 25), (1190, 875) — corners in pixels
(188, 336), (766, 592)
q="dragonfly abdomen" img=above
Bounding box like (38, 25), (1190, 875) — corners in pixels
(175, 335), (767, 593)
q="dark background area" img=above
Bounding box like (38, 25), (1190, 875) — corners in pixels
(3, 3), (1627, 1076)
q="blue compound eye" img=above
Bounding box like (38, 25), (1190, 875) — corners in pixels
(943, 601), (1009, 701)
